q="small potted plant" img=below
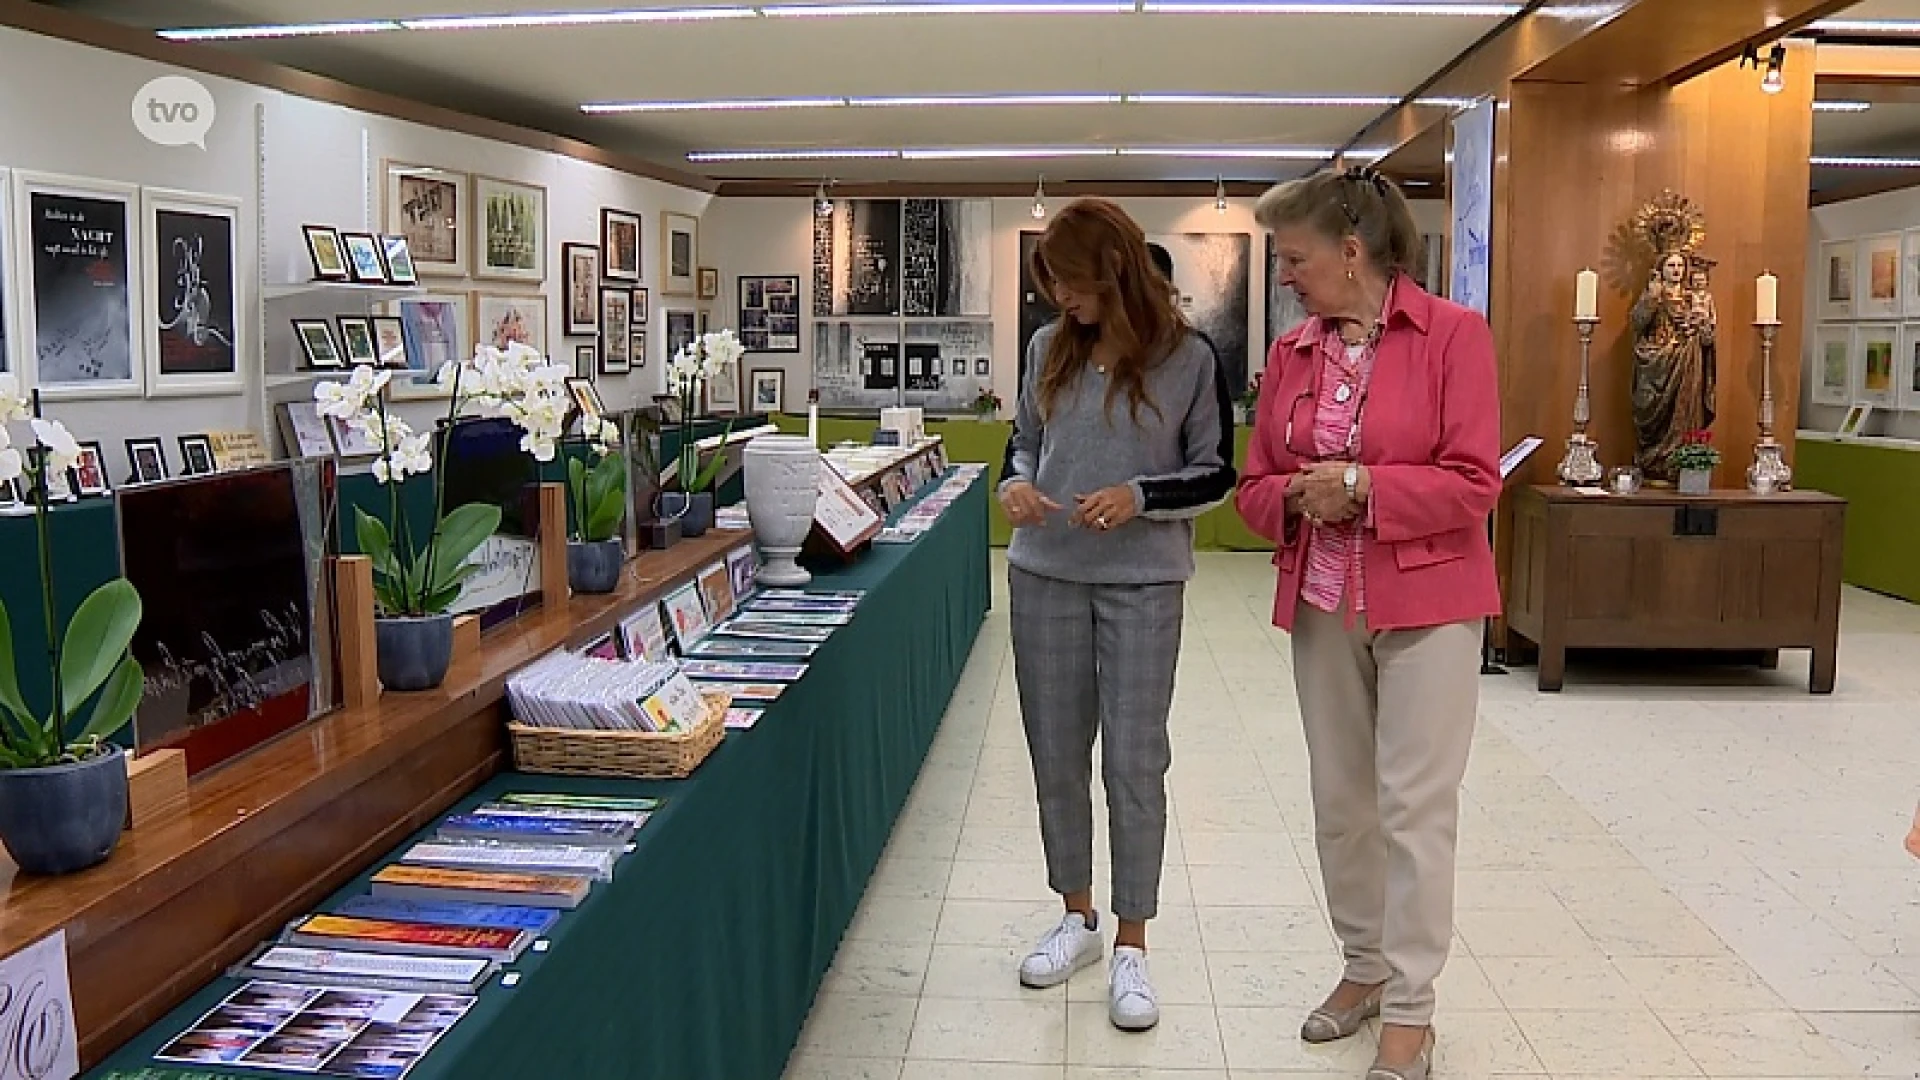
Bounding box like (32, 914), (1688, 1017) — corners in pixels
(1671, 429), (1720, 495)
(1236, 372), (1262, 426)
(971, 387), (1003, 420)
(664, 332), (743, 537)
(0, 377), (145, 875)
(315, 343), (568, 691)
(565, 416), (627, 594)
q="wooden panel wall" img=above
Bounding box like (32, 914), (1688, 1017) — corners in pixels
(1488, 44), (1816, 625)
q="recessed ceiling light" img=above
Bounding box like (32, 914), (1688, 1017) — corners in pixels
(1811, 155), (1920, 168)
(1811, 100), (1872, 113)
(158, 19), (402, 40)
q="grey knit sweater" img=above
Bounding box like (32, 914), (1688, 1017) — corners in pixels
(1000, 323), (1236, 585)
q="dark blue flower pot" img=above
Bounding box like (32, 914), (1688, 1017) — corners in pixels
(0, 745), (129, 875)
(568, 539), (625, 595)
(660, 491), (714, 538)
(376, 614), (455, 692)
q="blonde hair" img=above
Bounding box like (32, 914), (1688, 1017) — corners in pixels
(1255, 167), (1423, 275)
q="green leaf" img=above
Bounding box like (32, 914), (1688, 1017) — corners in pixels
(690, 421), (735, 492)
(354, 508), (403, 584)
(581, 454), (627, 541)
(75, 653), (142, 745)
(427, 503), (502, 595)
(420, 584), (464, 615)
(373, 579), (410, 617)
(0, 597), (42, 736)
(58, 579), (142, 722)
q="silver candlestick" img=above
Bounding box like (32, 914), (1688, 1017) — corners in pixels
(1557, 316), (1605, 486)
(1747, 321), (1793, 494)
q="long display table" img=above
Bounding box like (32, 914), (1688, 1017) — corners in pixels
(87, 470), (991, 1079)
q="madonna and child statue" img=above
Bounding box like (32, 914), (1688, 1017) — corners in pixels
(1629, 192), (1717, 483)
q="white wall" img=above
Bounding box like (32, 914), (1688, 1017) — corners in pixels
(0, 24), (709, 485)
(1803, 186), (1920, 441)
(701, 195), (1445, 414)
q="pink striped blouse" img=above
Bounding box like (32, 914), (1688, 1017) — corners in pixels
(1300, 330), (1373, 616)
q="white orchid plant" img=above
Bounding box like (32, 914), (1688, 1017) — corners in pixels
(0, 376), (145, 770)
(314, 343), (571, 619)
(665, 330), (744, 495)
(564, 413), (626, 545)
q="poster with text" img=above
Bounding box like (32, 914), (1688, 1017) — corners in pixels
(901, 199), (992, 317)
(812, 319), (902, 410)
(30, 188), (134, 390)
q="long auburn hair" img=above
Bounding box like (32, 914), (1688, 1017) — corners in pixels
(1029, 198), (1187, 425)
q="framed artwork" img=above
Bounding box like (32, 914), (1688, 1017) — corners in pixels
(0, 169), (12, 377)
(661, 581), (711, 651)
(370, 315), (409, 369)
(291, 318), (343, 369)
(1901, 324), (1920, 412)
(143, 188), (244, 398)
(71, 441), (110, 497)
(335, 316), (380, 366)
(749, 368), (786, 413)
(630, 329), (647, 370)
(1820, 239), (1856, 321)
(126, 437), (168, 483)
(697, 267), (719, 301)
(602, 208), (641, 283)
(566, 376), (606, 421)
(0, 479), (19, 511)
(1904, 229), (1920, 319)
(390, 293), (471, 398)
(380, 234), (418, 286)
(705, 353), (739, 414)
(340, 231), (389, 284)
(1838, 401), (1873, 438)
(303, 224), (349, 281)
(177, 434), (217, 477)
(328, 413), (379, 458)
(276, 401), (337, 459)
(1854, 323), (1899, 407)
(599, 285), (633, 375)
(16, 172), (143, 399)
(1813, 324), (1852, 407)
(1857, 233), (1903, 319)
(633, 286), (649, 325)
(574, 344), (595, 378)
(664, 309), (697, 366)
(738, 275), (800, 353)
(34, 451), (74, 502)
(474, 175), (546, 283)
(563, 242), (601, 336)
(661, 211), (698, 297)
(474, 292), (547, 353)
(383, 162), (468, 277)
(698, 310), (710, 336)
(975, 357), (990, 377)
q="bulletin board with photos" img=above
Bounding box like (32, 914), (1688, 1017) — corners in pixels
(1813, 229), (1920, 418)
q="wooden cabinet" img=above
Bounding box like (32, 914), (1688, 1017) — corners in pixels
(1505, 486), (1846, 693)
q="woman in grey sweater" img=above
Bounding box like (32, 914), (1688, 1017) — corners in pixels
(999, 197), (1236, 1032)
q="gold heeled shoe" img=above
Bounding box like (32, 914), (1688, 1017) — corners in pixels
(1365, 1027), (1435, 1080)
(1299, 987), (1383, 1044)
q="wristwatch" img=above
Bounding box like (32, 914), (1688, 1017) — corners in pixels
(1343, 464), (1360, 501)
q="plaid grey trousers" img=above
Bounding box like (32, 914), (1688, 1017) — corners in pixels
(1009, 566), (1184, 922)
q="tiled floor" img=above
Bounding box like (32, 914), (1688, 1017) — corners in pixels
(785, 553), (1920, 1079)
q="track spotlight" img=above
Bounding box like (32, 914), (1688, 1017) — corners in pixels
(814, 181), (833, 216)
(1214, 175), (1227, 213)
(1761, 44), (1786, 94)
(1031, 175), (1047, 219)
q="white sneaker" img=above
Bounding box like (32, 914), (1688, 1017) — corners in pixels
(1108, 946), (1159, 1031)
(1017, 912), (1102, 989)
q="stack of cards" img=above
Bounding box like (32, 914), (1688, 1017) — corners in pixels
(876, 465), (984, 543)
(505, 651), (706, 733)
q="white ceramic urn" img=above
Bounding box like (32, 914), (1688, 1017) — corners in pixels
(744, 434), (821, 587)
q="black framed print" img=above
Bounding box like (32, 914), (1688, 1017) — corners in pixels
(661, 211), (697, 297)
(340, 231), (389, 284)
(18, 172), (144, 399)
(601, 207), (641, 283)
(177, 433), (216, 476)
(336, 316), (380, 366)
(563, 242), (601, 336)
(738, 275), (800, 353)
(125, 437), (168, 483)
(71, 441), (110, 497)
(599, 285), (632, 374)
(144, 187), (244, 398)
(292, 318), (344, 369)
(574, 344), (595, 378)
(303, 224), (349, 281)
(380, 234), (419, 285)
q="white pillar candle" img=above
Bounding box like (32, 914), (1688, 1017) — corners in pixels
(1756, 272), (1779, 324)
(1574, 268), (1599, 320)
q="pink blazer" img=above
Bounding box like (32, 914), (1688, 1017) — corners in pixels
(1236, 275), (1503, 633)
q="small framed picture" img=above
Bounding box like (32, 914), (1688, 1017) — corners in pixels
(1854, 322), (1900, 407)
(35, 452), (75, 503)
(340, 231), (389, 284)
(370, 315), (409, 369)
(633, 287), (649, 325)
(599, 285), (633, 375)
(975, 357), (990, 377)
(71, 441), (111, 497)
(0, 478), (21, 512)
(575, 344), (596, 378)
(563, 242), (601, 337)
(630, 329), (647, 369)
(1901, 323), (1920, 413)
(1838, 401), (1874, 439)
(1813, 323), (1852, 406)
(1821, 239), (1857, 321)
(303, 224), (349, 281)
(749, 368), (786, 413)
(292, 318), (344, 369)
(566, 376), (606, 421)
(329, 414), (379, 458)
(601, 207), (642, 283)
(178, 434), (217, 476)
(380, 234), (418, 286)
(1858, 233), (1904, 319)
(126, 437), (169, 484)
(336, 316), (381, 366)
(697, 267), (719, 301)
(277, 401), (338, 459)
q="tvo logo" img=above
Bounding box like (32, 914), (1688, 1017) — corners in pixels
(133, 75), (216, 149)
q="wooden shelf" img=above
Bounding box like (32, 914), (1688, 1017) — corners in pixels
(264, 281), (426, 302)
(0, 528), (752, 1065)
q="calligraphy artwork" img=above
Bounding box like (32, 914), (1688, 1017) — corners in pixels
(145, 188), (243, 397)
(383, 162), (467, 277)
(19, 173), (141, 398)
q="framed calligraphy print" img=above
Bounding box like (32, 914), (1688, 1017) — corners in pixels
(14, 172), (143, 399)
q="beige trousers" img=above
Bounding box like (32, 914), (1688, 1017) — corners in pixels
(1291, 600), (1482, 1027)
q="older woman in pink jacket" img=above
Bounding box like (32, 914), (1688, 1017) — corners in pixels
(1237, 168), (1501, 1080)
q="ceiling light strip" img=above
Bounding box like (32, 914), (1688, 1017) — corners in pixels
(400, 8), (757, 29)
(584, 97), (846, 113)
(687, 148), (903, 162)
(1806, 19), (1920, 35)
(1141, 1), (1520, 14)
(687, 145), (1380, 161)
(584, 92), (1477, 112)
(158, 20), (402, 40)
(1811, 100), (1872, 113)
(1812, 155), (1920, 168)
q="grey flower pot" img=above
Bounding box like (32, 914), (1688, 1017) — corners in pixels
(1678, 468), (1712, 495)
(0, 744), (129, 875)
(568, 539), (625, 595)
(376, 613), (455, 692)
(660, 491), (714, 538)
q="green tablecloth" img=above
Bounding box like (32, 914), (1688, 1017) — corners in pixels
(91, 470), (991, 1080)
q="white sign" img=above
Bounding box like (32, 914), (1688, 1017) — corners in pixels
(132, 75), (217, 150)
(453, 534), (543, 616)
(0, 930), (80, 1080)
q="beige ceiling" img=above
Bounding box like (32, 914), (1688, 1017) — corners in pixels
(53, 0), (1515, 183)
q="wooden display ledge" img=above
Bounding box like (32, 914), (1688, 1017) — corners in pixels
(0, 528), (752, 1067)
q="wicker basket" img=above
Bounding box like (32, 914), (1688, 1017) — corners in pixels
(507, 691), (729, 779)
